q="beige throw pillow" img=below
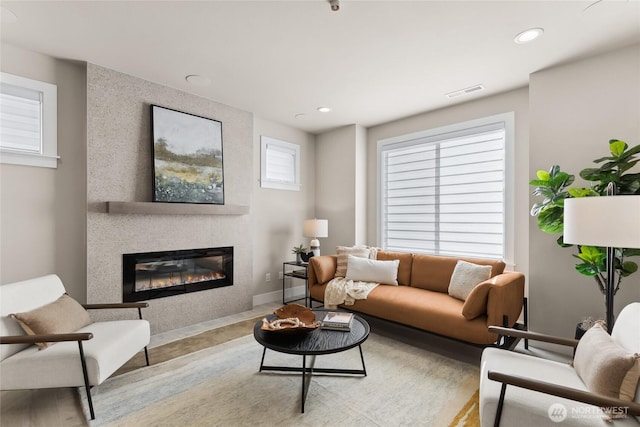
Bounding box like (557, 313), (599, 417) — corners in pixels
(9, 294), (92, 350)
(574, 322), (640, 404)
(335, 246), (371, 278)
(448, 260), (492, 301)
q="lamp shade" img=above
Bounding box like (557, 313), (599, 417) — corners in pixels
(563, 196), (640, 248)
(303, 219), (328, 238)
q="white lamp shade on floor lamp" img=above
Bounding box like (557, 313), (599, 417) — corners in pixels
(563, 195), (640, 331)
(564, 196), (640, 248)
(303, 219), (328, 256)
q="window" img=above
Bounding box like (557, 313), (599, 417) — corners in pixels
(0, 72), (58, 168)
(377, 113), (514, 261)
(260, 136), (300, 191)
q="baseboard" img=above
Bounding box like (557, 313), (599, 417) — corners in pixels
(252, 285), (305, 307)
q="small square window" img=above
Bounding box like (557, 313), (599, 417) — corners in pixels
(260, 136), (301, 191)
(0, 72), (58, 168)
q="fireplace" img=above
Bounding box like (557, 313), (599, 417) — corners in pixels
(123, 247), (233, 302)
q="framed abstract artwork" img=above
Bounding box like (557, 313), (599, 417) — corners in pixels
(151, 105), (224, 204)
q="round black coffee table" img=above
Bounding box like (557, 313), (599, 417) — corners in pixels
(253, 310), (370, 413)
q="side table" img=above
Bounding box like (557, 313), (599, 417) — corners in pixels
(282, 261), (309, 307)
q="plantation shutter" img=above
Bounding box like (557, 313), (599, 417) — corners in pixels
(260, 136), (301, 191)
(0, 82), (42, 154)
(265, 143), (296, 184)
(380, 123), (505, 259)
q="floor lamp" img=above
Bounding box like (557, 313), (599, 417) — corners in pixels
(563, 194), (640, 333)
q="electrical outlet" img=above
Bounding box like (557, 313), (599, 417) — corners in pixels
(265, 273), (271, 282)
(278, 271), (283, 280)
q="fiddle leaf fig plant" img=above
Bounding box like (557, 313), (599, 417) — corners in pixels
(530, 139), (640, 297)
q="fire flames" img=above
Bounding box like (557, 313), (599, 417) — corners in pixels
(136, 271), (225, 291)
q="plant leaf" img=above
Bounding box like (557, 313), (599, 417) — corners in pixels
(621, 261), (638, 277)
(575, 263), (598, 276)
(537, 207), (564, 234)
(609, 140), (627, 157)
(536, 170), (550, 181)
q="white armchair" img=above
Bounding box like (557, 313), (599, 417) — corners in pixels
(0, 274), (151, 420)
(480, 302), (640, 426)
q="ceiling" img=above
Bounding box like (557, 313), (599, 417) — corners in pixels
(1, 1), (639, 134)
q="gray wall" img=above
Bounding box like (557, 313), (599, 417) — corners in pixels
(251, 117), (316, 301)
(0, 44), (87, 301)
(315, 124), (368, 253)
(86, 64), (254, 334)
(529, 44), (640, 337)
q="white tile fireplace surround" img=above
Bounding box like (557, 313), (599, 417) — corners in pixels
(86, 64), (253, 334)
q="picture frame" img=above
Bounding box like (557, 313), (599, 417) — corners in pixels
(151, 105), (224, 204)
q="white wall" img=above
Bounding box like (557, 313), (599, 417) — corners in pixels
(529, 44), (640, 338)
(315, 124), (368, 253)
(0, 44), (87, 301)
(252, 117), (316, 301)
(366, 88), (530, 281)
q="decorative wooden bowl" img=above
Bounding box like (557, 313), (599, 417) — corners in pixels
(260, 303), (320, 333)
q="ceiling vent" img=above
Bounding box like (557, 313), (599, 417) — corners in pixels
(445, 84), (485, 99)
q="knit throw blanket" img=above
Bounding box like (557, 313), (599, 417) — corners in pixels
(324, 277), (379, 309)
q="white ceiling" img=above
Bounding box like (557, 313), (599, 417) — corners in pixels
(1, 1), (639, 134)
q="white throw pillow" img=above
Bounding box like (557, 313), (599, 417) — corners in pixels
(335, 246), (372, 277)
(448, 260), (492, 301)
(346, 254), (400, 286)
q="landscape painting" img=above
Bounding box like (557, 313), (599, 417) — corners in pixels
(151, 105), (224, 204)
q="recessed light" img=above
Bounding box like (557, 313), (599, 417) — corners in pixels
(514, 28), (544, 44)
(317, 107), (332, 113)
(295, 113), (307, 119)
(185, 75), (211, 86)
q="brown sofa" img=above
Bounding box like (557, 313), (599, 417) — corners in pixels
(308, 251), (525, 345)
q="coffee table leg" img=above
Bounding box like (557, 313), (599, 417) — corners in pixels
(358, 345), (367, 376)
(259, 347), (267, 372)
(301, 354), (316, 413)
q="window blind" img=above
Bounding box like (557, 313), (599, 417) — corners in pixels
(260, 136), (301, 191)
(265, 143), (296, 184)
(380, 123), (505, 259)
(0, 82), (42, 154)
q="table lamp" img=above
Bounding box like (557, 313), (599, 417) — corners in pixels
(303, 219), (328, 256)
(563, 194), (640, 332)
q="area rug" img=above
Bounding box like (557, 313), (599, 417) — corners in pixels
(82, 332), (479, 426)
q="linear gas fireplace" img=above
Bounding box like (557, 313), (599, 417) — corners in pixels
(123, 247), (233, 302)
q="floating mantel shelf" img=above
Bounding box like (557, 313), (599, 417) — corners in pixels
(107, 201), (249, 216)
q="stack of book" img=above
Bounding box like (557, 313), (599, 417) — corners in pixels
(320, 311), (354, 331)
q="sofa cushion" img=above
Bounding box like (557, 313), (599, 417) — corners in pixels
(448, 261), (492, 301)
(0, 319), (150, 389)
(376, 251), (413, 285)
(335, 246), (372, 278)
(346, 255), (399, 285)
(349, 285), (498, 344)
(573, 322), (640, 403)
(462, 280), (493, 320)
(309, 255), (337, 284)
(411, 254), (505, 293)
(9, 294), (92, 349)
(480, 348), (592, 427)
(1, 274), (67, 361)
